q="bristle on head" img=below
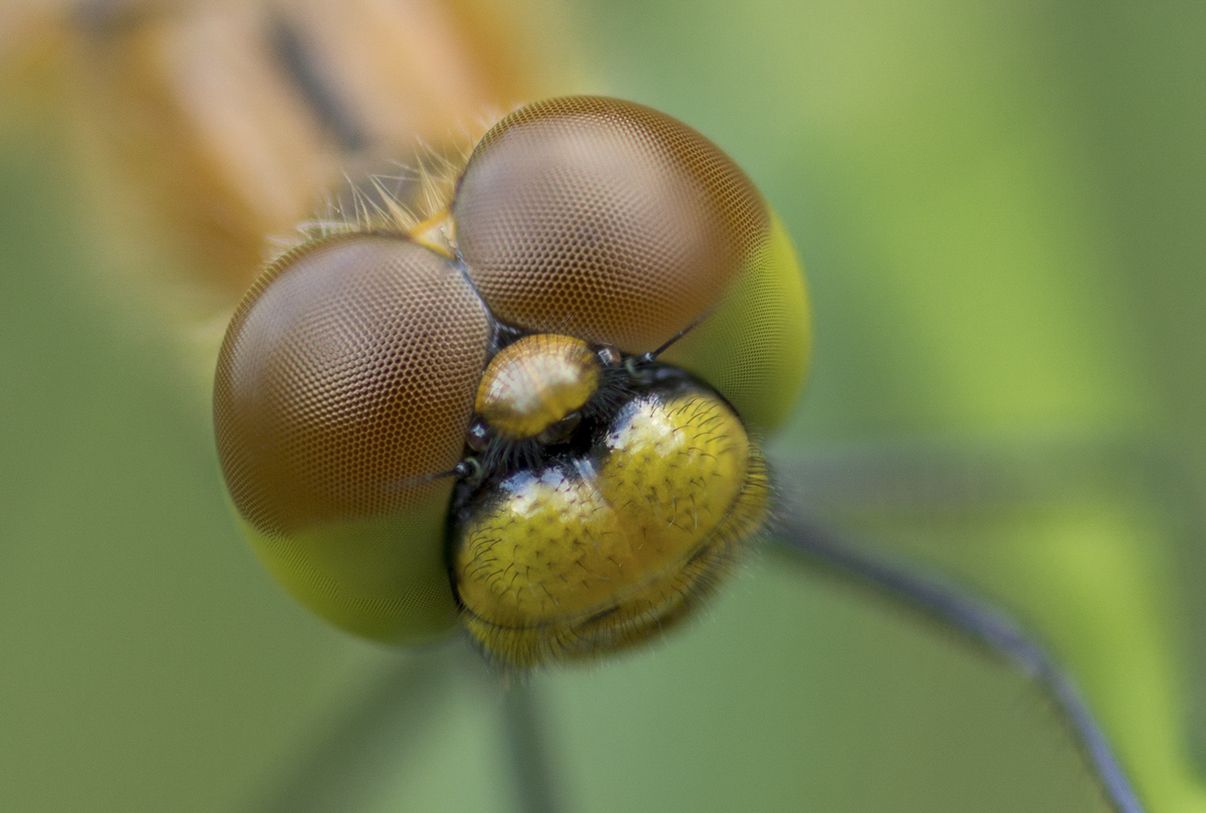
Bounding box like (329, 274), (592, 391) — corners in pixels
(265, 118), (500, 263)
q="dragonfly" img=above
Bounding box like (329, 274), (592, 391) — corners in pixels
(1, 1), (1201, 812)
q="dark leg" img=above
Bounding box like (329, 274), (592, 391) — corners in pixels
(252, 648), (452, 813)
(500, 677), (564, 813)
(772, 514), (1145, 813)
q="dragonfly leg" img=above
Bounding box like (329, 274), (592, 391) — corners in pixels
(772, 514), (1146, 813)
(500, 677), (564, 813)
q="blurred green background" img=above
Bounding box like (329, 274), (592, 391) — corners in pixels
(3, 0), (1206, 810)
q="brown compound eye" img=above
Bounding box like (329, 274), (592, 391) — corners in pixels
(452, 96), (768, 355)
(213, 234), (491, 643)
(452, 96), (810, 433)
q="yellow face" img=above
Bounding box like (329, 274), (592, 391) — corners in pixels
(212, 96), (811, 666)
(457, 335), (771, 666)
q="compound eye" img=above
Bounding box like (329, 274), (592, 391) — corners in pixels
(452, 96), (770, 354)
(213, 235), (491, 643)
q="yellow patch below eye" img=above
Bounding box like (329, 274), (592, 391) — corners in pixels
(453, 391), (770, 668)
